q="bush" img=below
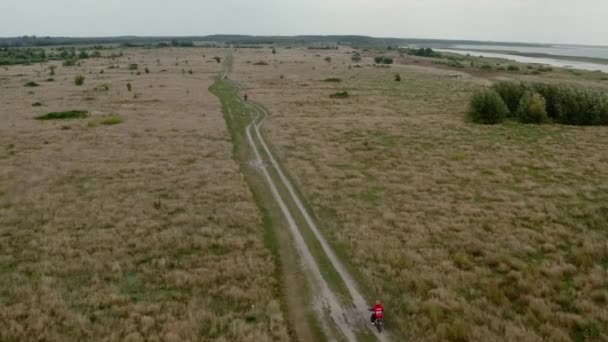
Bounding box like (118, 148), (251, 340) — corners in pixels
(128, 63), (138, 70)
(468, 88), (508, 124)
(351, 53), (362, 62)
(507, 65), (520, 71)
(406, 48), (441, 58)
(74, 75), (85, 86)
(144, 67), (149, 74)
(491, 81), (527, 115)
(35, 110), (88, 120)
(127, 83), (132, 92)
(323, 78), (341, 82)
(374, 56), (393, 64)
(394, 74), (401, 82)
(324, 57), (332, 62)
(253, 61), (268, 65)
(62, 59), (76, 67)
(517, 92), (548, 123)
(24, 81), (39, 87)
(480, 64), (492, 71)
(330, 91), (349, 99)
(490, 81), (608, 126)
(100, 115), (123, 125)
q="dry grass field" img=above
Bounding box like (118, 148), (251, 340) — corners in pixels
(232, 47), (608, 341)
(0, 48), (289, 341)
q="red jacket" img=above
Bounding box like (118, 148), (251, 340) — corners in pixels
(371, 304), (384, 318)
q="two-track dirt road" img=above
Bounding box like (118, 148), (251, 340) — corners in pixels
(244, 100), (390, 342)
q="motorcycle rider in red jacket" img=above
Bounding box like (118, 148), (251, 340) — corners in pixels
(369, 300), (384, 324)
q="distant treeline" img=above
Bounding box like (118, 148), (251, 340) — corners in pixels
(0, 35), (551, 49)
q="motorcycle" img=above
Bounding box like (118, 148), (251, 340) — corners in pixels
(372, 317), (384, 333)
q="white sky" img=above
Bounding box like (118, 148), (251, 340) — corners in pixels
(1, 0), (606, 45)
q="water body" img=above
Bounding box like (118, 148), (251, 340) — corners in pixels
(434, 48), (608, 73)
(450, 44), (608, 60)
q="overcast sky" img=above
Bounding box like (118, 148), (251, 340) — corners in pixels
(2, 0), (606, 46)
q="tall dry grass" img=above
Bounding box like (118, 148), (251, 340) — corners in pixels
(0, 48), (289, 341)
(232, 47), (608, 341)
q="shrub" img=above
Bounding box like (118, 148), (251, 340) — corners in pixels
(480, 64), (492, 71)
(492, 81), (608, 126)
(406, 48), (441, 58)
(127, 83), (132, 92)
(468, 88), (508, 124)
(552, 87), (604, 125)
(351, 53), (362, 62)
(74, 75), (85, 86)
(324, 57), (332, 62)
(24, 81), (39, 87)
(394, 74), (401, 82)
(491, 81), (527, 115)
(35, 110), (88, 120)
(128, 63), (138, 70)
(144, 67), (149, 74)
(528, 83), (561, 120)
(32, 102), (42, 107)
(62, 59), (76, 67)
(323, 78), (341, 82)
(100, 114), (123, 125)
(507, 65), (520, 71)
(330, 91), (349, 99)
(517, 91), (548, 123)
(374, 56), (393, 64)
(46, 78), (54, 82)
(49, 65), (56, 76)
(272, 48), (276, 54)
(253, 61), (269, 65)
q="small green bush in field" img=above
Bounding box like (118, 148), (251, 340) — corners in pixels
(74, 75), (85, 86)
(100, 115), (124, 125)
(35, 110), (88, 120)
(468, 88), (508, 124)
(329, 91), (349, 99)
(517, 92), (548, 124)
(374, 56), (393, 64)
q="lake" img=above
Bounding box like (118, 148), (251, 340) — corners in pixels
(449, 44), (608, 60)
(434, 48), (608, 73)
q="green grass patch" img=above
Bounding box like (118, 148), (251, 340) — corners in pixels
(329, 91), (349, 99)
(100, 115), (123, 125)
(35, 110), (88, 120)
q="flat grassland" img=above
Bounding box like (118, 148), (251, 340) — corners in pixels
(232, 47), (608, 341)
(0, 49), (289, 341)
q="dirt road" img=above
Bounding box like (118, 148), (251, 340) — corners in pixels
(245, 101), (389, 342)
